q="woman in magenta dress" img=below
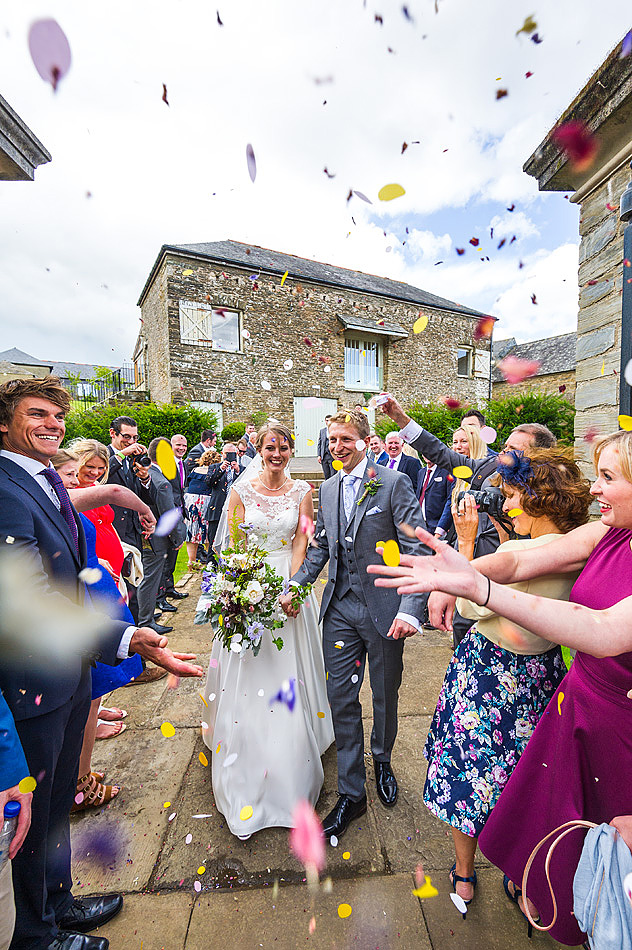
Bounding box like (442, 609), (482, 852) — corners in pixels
(367, 429), (632, 947)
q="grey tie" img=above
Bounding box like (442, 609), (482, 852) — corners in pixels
(343, 474), (358, 521)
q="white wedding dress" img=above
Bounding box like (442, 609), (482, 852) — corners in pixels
(202, 478), (334, 836)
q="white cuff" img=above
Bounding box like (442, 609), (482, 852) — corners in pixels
(399, 419), (424, 443)
(117, 625), (137, 659)
(396, 611), (421, 632)
(434, 527), (447, 538)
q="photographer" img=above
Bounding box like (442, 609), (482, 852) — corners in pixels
(205, 443), (244, 555)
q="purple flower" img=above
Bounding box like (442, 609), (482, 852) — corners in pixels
(247, 621), (264, 646)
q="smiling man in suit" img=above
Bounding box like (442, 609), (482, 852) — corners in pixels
(416, 455), (451, 535)
(380, 431), (422, 491)
(0, 377), (203, 950)
(282, 409), (428, 839)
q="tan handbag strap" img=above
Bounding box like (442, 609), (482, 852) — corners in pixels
(520, 820), (598, 932)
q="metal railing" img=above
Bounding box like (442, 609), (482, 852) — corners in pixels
(62, 363), (138, 410)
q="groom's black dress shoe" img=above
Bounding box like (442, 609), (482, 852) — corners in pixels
(374, 760), (398, 807)
(156, 599), (177, 612)
(49, 934), (109, 950)
(166, 589), (189, 600)
(58, 894), (123, 933)
(322, 795), (367, 839)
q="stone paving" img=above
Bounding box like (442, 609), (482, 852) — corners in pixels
(71, 573), (566, 950)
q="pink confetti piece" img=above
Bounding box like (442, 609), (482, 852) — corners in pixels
(496, 355), (541, 384)
(209, 658), (219, 668)
(28, 18), (71, 91)
(289, 799), (325, 873)
(552, 121), (599, 172)
(246, 143), (256, 182)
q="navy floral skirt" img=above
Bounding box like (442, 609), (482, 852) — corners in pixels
(423, 630), (566, 837)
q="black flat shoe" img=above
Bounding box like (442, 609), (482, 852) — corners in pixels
(322, 794), (367, 840)
(156, 599), (177, 612)
(374, 760), (398, 807)
(49, 934), (109, 950)
(145, 621), (173, 634)
(449, 862), (477, 905)
(57, 894), (123, 934)
(166, 590), (189, 599)
(503, 875), (540, 938)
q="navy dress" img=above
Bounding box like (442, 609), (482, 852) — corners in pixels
(79, 513), (142, 696)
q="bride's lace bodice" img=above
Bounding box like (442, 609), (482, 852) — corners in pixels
(236, 479), (312, 553)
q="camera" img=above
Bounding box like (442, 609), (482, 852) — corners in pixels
(456, 488), (505, 519)
(225, 451), (237, 462)
(132, 454), (151, 468)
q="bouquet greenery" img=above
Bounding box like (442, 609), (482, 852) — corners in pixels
(193, 533), (311, 657)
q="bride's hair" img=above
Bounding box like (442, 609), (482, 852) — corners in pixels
(255, 423), (294, 452)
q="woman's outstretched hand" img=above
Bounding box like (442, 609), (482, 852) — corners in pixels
(369, 526), (487, 603)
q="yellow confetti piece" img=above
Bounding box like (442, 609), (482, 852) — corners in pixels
(199, 752), (209, 767)
(332, 459), (344, 471)
(601, 360), (605, 376)
(218, 615), (223, 626)
(160, 721), (176, 738)
(156, 440), (176, 480)
(345, 414), (351, 422)
(307, 438), (315, 446)
(199, 693), (208, 707)
(342, 851), (350, 860)
(558, 691), (565, 715)
(378, 183), (405, 202)
(163, 801), (171, 808)
(452, 465), (473, 479)
(619, 414), (632, 430)
(413, 315), (428, 333)
(381, 539), (400, 567)
(216, 742), (221, 754)
(18, 776), (36, 794)
(182, 268), (194, 276)
(317, 711), (326, 718)
(280, 270), (288, 286)
(240, 805), (253, 821)
(337, 903), (352, 919)
(197, 866), (206, 875)
(412, 875), (439, 898)
(508, 508), (523, 517)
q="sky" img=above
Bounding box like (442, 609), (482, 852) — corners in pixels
(1, 0), (631, 367)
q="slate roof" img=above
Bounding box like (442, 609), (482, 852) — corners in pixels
(0, 347), (52, 368)
(138, 239), (488, 318)
(492, 332), (577, 382)
(51, 361), (118, 381)
(336, 313), (408, 339)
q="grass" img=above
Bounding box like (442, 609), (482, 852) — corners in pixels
(173, 544), (190, 585)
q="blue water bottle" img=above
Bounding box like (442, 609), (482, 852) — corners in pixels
(0, 801), (21, 871)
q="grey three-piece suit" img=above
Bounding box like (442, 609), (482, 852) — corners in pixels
(292, 458), (428, 800)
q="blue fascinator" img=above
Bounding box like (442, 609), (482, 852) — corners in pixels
(496, 449), (536, 497)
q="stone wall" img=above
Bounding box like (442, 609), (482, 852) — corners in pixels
(574, 164), (628, 467)
(139, 253), (490, 428)
(492, 369), (576, 401)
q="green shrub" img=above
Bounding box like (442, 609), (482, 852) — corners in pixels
(221, 422), (246, 443)
(63, 402), (218, 449)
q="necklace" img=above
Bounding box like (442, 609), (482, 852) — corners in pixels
(258, 475), (291, 493)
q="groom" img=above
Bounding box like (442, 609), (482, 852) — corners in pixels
(282, 409), (428, 839)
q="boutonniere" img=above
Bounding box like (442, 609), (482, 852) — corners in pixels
(357, 476), (382, 505)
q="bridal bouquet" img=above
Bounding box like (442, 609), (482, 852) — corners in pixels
(193, 533), (311, 657)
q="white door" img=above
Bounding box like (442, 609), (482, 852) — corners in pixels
(190, 401), (223, 431)
(293, 397), (337, 456)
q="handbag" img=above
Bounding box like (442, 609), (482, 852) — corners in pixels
(119, 542), (144, 587)
(520, 819), (632, 948)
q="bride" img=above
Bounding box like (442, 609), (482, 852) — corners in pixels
(202, 422), (334, 838)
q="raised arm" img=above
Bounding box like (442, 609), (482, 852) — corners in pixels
(70, 483), (154, 521)
(473, 520), (605, 583)
(379, 394), (475, 472)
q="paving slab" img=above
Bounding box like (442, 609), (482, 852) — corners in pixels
(97, 891), (193, 950)
(420, 866), (566, 950)
(186, 872), (432, 950)
(71, 727), (197, 894)
(151, 735), (384, 892)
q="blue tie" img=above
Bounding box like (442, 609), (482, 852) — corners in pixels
(343, 475), (358, 521)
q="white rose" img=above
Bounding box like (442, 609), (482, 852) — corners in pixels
(245, 580), (264, 604)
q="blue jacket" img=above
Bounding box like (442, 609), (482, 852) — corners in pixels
(378, 454), (422, 491)
(416, 464), (451, 533)
(0, 692), (28, 791)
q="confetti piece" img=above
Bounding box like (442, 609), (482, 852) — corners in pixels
(246, 143), (257, 182)
(558, 691), (565, 715)
(290, 799), (326, 872)
(74, 792), (84, 805)
(338, 903), (352, 919)
(261, 380), (272, 391)
(168, 812), (176, 822)
(378, 183), (405, 201)
(474, 315), (494, 341)
(355, 439), (366, 451)
(197, 866), (206, 875)
(162, 83), (169, 106)
(307, 438), (315, 447)
(601, 360), (605, 376)
(496, 355), (541, 384)
(223, 752), (238, 768)
(480, 426), (497, 444)
(413, 315), (428, 333)
(192, 813), (214, 818)
(343, 851), (350, 859)
(441, 396), (461, 409)
(330, 835), (338, 847)
(78, 567), (102, 584)
(182, 268), (194, 276)
(185, 833), (192, 844)
(452, 465), (472, 479)
(381, 539), (400, 567)
(156, 440), (177, 480)
(309, 916), (316, 935)
(621, 30), (632, 59)
(155, 508), (182, 537)
(271, 677), (296, 712)
(351, 674), (359, 684)
(199, 752), (209, 767)
(353, 190), (372, 203)
(215, 742), (221, 753)
(624, 871), (632, 905)
(258, 688), (265, 697)
(413, 875), (439, 898)
(332, 459), (344, 471)
(334, 640), (345, 649)
(164, 801), (171, 808)
(194, 881), (201, 893)
(160, 722), (176, 738)
(240, 805), (253, 821)
(619, 415), (632, 431)
(283, 358), (293, 370)
(280, 270), (289, 286)
(35, 694), (42, 706)
(552, 121), (598, 172)
(302, 396), (323, 409)
(28, 19), (71, 91)
(508, 508), (523, 517)
(450, 892), (468, 914)
(317, 711), (326, 718)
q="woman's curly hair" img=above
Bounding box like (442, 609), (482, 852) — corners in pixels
(494, 447), (592, 533)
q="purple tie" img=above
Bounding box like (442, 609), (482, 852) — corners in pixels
(41, 467), (79, 555)
(388, 459), (396, 469)
(178, 460), (185, 487)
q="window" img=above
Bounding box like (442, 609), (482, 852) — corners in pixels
(133, 352), (145, 388)
(457, 346), (472, 377)
(344, 336), (383, 390)
(178, 300), (240, 352)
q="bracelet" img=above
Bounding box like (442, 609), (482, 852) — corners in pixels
(479, 575), (491, 607)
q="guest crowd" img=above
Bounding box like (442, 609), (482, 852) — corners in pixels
(1, 374), (631, 950)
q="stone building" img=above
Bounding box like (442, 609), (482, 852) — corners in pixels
(524, 34), (632, 467)
(491, 332), (577, 401)
(136, 240), (491, 454)
(0, 92), (50, 182)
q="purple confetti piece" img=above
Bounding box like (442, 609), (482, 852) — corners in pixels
(353, 190), (373, 204)
(246, 143), (256, 182)
(622, 30), (632, 58)
(28, 19), (72, 92)
(154, 508), (182, 537)
(271, 677), (296, 712)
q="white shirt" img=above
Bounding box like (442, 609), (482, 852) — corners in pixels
(0, 448), (136, 658)
(420, 463), (436, 522)
(385, 452), (403, 470)
(399, 419), (424, 443)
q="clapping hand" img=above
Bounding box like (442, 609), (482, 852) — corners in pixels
(129, 628), (204, 677)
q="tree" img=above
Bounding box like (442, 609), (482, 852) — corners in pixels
(63, 402), (219, 448)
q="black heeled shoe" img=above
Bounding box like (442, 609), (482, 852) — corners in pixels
(503, 874), (541, 938)
(449, 862), (477, 905)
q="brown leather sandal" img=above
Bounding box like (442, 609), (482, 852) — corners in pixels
(71, 771), (120, 812)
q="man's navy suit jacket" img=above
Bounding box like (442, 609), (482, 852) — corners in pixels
(415, 464), (451, 533)
(378, 453), (422, 491)
(0, 456), (128, 722)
